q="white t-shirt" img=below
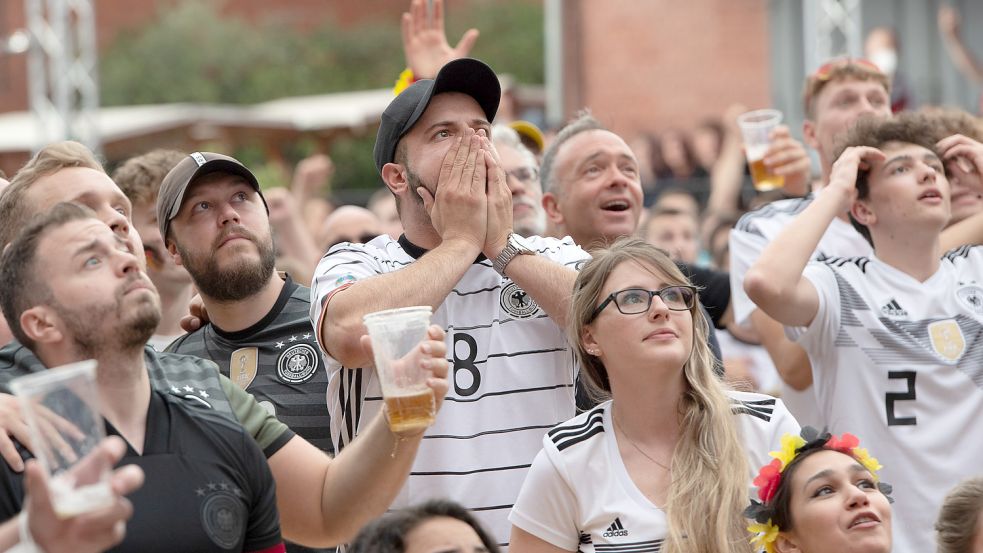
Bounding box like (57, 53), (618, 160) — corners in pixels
(509, 391), (799, 552)
(789, 246), (983, 553)
(310, 234), (590, 548)
(728, 193), (872, 428)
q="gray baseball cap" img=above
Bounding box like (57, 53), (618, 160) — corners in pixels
(373, 58), (501, 174)
(156, 152), (268, 240)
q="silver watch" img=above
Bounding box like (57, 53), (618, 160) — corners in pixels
(492, 233), (534, 274)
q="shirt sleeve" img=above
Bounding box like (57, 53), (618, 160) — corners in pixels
(508, 444), (581, 551)
(785, 263), (841, 356)
(528, 236), (591, 269)
(220, 376), (294, 458)
(767, 397), (801, 447)
(239, 425), (284, 553)
(728, 224), (769, 327)
(309, 242), (388, 357)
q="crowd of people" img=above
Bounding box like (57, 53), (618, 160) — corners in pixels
(0, 1), (981, 552)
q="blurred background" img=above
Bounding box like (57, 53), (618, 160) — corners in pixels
(1, 0), (982, 203)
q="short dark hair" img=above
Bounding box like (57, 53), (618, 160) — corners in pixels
(540, 110), (606, 195)
(347, 499), (501, 553)
(833, 112), (942, 248)
(0, 203), (97, 348)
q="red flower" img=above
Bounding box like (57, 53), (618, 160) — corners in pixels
(826, 433), (859, 454)
(754, 458), (783, 502)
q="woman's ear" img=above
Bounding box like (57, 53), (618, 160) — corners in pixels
(581, 327), (602, 357)
(775, 532), (801, 553)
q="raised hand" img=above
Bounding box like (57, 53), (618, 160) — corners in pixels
(764, 125), (812, 196)
(827, 146), (886, 212)
(401, 0), (479, 79)
(937, 133), (983, 176)
(478, 131), (513, 259)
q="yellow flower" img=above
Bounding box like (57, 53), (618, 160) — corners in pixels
(770, 433), (806, 470)
(393, 68), (416, 96)
(748, 520), (780, 553)
(852, 447), (883, 480)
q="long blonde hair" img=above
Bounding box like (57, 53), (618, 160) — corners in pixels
(570, 238), (752, 553)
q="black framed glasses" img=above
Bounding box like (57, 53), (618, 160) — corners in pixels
(588, 285), (697, 322)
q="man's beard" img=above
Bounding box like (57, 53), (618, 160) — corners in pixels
(403, 166), (435, 227)
(177, 225), (276, 302)
(54, 279), (161, 356)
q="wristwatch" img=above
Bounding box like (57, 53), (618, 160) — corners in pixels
(492, 233), (534, 274)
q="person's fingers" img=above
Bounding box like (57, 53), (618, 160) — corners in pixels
(773, 157), (812, 176)
(483, 150), (506, 196)
(432, 0), (444, 31)
(110, 465), (144, 497)
(23, 460), (53, 515)
(426, 324), (445, 341)
(416, 186), (436, 216)
(438, 136), (464, 188)
(411, 0), (425, 35)
(37, 413), (78, 465)
(0, 432), (25, 472)
(400, 12), (412, 48)
(943, 144), (983, 171)
(449, 130), (477, 192)
(454, 29), (480, 56)
(180, 315), (201, 333)
(768, 125), (791, 140)
(467, 139), (485, 195)
(937, 134), (971, 153)
(428, 375), (450, 400)
(36, 403), (85, 442)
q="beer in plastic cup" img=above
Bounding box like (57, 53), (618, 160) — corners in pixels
(363, 306), (436, 433)
(9, 360), (113, 518)
(737, 109), (786, 191)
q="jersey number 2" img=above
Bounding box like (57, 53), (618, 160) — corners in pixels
(885, 371), (916, 426)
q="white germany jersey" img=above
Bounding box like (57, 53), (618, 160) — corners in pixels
(310, 234), (590, 548)
(509, 391), (799, 553)
(729, 193), (872, 428)
(790, 246), (983, 553)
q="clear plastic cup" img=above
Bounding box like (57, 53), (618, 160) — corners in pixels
(9, 360), (113, 518)
(362, 306), (436, 433)
(737, 109), (786, 191)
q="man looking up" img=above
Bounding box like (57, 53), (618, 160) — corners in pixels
(311, 58), (588, 547)
(745, 112), (983, 553)
(0, 141), (450, 548)
(112, 149), (193, 351)
(0, 203), (285, 552)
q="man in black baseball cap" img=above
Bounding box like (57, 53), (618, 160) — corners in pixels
(309, 58), (587, 544)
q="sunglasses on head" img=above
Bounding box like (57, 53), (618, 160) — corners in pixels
(810, 57), (883, 82)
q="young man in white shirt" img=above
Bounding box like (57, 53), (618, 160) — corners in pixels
(745, 112), (983, 553)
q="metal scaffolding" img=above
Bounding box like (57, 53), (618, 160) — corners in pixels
(23, 0), (100, 154)
(802, 0), (864, 73)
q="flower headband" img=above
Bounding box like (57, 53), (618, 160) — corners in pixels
(745, 427), (893, 553)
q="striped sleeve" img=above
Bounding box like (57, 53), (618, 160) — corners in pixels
(509, 445), (581, 551)
(309, 241), (387, 356)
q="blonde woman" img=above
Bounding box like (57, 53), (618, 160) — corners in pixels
(936, 477), (983, 553)
(509, 238), (798, 553)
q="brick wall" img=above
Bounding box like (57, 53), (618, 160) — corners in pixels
(567, 0), (772, 141)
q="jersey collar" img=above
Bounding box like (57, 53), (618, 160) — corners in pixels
(397, 234), (487, 264)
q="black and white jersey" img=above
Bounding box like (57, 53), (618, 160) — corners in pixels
(0, 391), (282, 553)
(729, 194), (872, 427)
(168, 276), (332, 454)
(790, 246), (983, 553)
(310, 234), (590, 548)
(509, 392), (799, 552)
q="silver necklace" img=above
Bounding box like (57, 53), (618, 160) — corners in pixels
(613, 413), (672, 472)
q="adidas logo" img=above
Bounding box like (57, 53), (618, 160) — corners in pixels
(881, 299), (908, 317)
(602, 517), (629, 537)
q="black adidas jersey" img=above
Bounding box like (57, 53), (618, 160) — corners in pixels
(167, 276), (331, 454)
(510, 392), (798, 552)
(0, 391), (282, 553)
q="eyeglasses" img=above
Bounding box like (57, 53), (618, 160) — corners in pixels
(506, 166), (539, 185)
(810, 57), (883, 82)
(588, 285), (697, 322)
